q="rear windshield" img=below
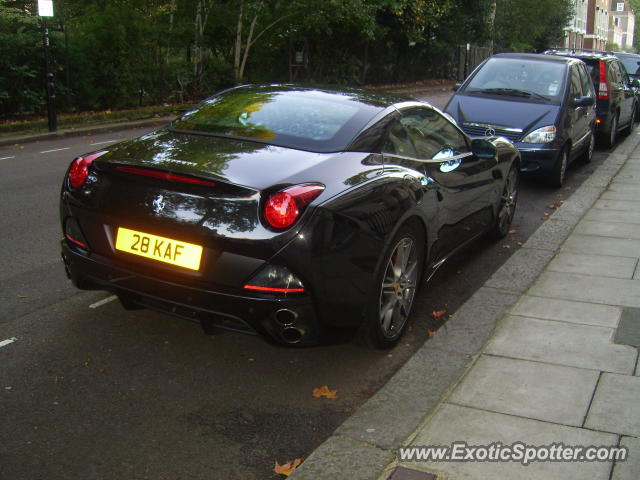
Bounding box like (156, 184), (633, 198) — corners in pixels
(463, 57), (567, 103)
(618, 55), (640, 76)
(171, 87), (383, 152)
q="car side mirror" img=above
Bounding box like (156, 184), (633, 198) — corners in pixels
(453, 82), (462, 92)
(471, 138), (497, 159)
(573, 96), (595, 107)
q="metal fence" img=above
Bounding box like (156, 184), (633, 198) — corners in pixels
(453, 44), (492, 82)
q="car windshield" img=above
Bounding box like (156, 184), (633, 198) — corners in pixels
(171, 86), (384, 152)
(618, 55), (640, 76)
(463, 57), (567, 103)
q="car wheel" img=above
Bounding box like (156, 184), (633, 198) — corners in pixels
(581, 130), (595, 164)
(548, 147), (568, 188)
(489, 166), (518, 239)
(359, 222), (424, 349)
(603, 114), (618, 148)
(623, 107), (636, 136)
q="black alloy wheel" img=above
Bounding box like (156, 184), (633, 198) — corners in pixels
(549, 147), (568, 188)
(604, 114), (618, 148)
(360, 222), (424, 348)
(581, 130), (595, 163)
(489, 166), (519, 239)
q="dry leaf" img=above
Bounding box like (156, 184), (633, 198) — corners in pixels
(274, 458), (303, 476)
(427, 329), (437, 337)
(517, 242), (524, 247)
(508, 229), (517, 234)
(431, 310), (447, 321)
(312, 385), (338, 399)
(502, 244), (511, 249)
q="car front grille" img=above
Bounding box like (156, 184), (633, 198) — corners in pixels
(461, 123), (522, 142)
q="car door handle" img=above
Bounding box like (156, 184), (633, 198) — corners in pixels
(440, 159), (461, 173)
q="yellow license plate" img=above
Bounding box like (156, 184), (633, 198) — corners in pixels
(115, 227), (203, 271)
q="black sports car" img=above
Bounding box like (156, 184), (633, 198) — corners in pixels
(60, 85), (520, 348)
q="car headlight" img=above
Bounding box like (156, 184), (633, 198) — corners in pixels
(522, 126), (557, 143)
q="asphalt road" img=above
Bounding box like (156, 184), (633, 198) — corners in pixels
(0, 93), (617, 480)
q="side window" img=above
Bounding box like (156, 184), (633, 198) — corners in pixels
(399, 108), (469, 160)
(578, 64), (593, 97)
(569, 67), (582, 98)
(616, 60), (630, 85)
(381, 120), (417, 158)
(608, 61), (621, 86)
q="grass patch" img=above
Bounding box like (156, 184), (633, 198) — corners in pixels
(0, 103), (192, 136)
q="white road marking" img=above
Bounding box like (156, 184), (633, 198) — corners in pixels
(0, 337), (17, 349)
(40, 147), (71, 154)
(89, 295), (117, 309)
(90, 139), (122, 146)
(0, 156), (16, 161)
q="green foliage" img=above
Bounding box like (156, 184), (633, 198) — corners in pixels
(0, 0), (580, 119)
(493, 0), (574, 52)
(0, 0), (43, 116)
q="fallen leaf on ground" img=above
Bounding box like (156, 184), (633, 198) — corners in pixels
(312, 385), (338, 399)
(427, 329), (437, 337)
(543, 212), (550, 216)
(17, 295), (28, 298)
(502, 244), (511, 249)
(548, 204), (559, 209)
(431, 310), (447, 321)
(274, 459), (303, 476)
(517, 242), (524, 247)
(508, 229), (517, 234)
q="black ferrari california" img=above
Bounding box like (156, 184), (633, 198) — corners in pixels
(60, 85), (520, 348)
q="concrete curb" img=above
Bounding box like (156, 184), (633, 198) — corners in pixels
(291, 130), (640, 480)
(0, 116), (176, 147)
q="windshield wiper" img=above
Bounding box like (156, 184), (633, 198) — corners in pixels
(480, 88), (551, 102)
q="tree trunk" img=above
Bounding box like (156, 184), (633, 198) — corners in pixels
(234, 1), (244, 83)
(488, 0), (497, 52)
(238, 14), (258, 83)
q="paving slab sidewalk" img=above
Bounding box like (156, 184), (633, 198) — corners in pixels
(292, 131), (640, 480)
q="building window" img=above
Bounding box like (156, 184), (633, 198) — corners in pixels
(617, 2), (624, 12)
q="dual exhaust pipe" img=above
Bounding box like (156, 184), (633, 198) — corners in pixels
(274, 308), (305, 344)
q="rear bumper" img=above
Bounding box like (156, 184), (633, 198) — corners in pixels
(61, 241), (320, 345)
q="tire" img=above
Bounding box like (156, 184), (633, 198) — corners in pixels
(581, 130), (595, 164)
(623, 107), (636, 136)
(548, 146), (569, 188)
(489, 165), (518, 239)
(603, 114), (618, 148)
(358, 222), (424, 349)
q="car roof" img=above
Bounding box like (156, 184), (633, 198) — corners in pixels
(545, 49), (617, 61)
(493, 52), (574, 64)
(228, 83), (409, 110)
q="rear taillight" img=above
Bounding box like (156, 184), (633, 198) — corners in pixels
(598, 61), (609, 100)
(263, 184), (324, 230)
(67, 151), (107, 189)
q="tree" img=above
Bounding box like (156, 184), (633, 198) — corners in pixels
(493, 0), (574, 52)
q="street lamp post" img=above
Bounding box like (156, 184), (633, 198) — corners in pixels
(38, 0), (57, 132)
